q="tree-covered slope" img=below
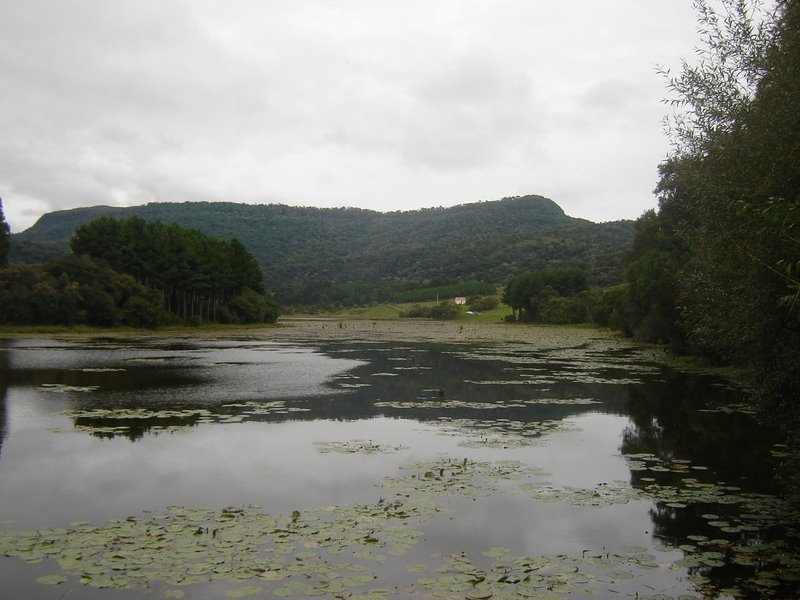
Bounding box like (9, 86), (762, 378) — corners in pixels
(14, 195), (634, 298)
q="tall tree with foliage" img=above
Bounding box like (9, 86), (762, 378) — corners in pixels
(623, 203), (689, 347)
(70, 216), (279, 324)
(502, 268), (588, 322)
(0, 256), (165, 327)
(0, 198), (10, 268)
(645, 0), (800, 412)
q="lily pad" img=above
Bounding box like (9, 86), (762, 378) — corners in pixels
(36, 574), (68, 585)
(314, 440), (409, 455)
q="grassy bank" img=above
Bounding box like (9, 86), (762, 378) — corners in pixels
(285, 299), (511, 323)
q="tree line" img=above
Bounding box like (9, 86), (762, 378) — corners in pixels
(0, 215), (280, 327)
(388, 281), (496, 304)
(0, 199), (9, 269)
(502, 268), (588, 322)
(12, 196), (634, 307)
(618, 0), (800, 419)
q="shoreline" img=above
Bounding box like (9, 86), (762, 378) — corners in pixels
(0, 317), (660, 355)
(0, 317), (752, 399)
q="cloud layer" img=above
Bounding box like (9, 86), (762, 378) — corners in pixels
(0, 1), (699, 232)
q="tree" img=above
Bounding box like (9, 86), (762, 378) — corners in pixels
(502, 268), (588, 322)
(622, 206), (689, 347)
(429, 301), (461, 320)
(0, 197), (10, 268)
(70, 216), (279, 324)
(399, 301), (461, 320)
(229, 287), (281, 323)
(468, 295), (499, 312)
(659, 0), (777, 156)
(646, 0), (800, 414)
(0, 256), (167, 327)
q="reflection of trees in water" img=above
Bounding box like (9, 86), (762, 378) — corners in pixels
(76, 415), (206, 443)
(646, 499), (797, 600)
(647, 503), (750, 598)
(323, 341), (635, 418)
(620, 373), (791, 600)
(0, 347), (7, 457)
(63, 340), (639, 442)
(620, 375), (780, 492)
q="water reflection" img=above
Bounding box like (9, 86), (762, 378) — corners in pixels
(620, 377), (798, 598)
(5, 338), (647, 441)
(0, 335), (797, 598)
(622, 376), (785, 495)
(0, 345), (8, 457)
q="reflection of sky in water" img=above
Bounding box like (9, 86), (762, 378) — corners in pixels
(2, 338), (366, 404)
(0, 337), (796, 599)
(535, 413), (631, 487)
(0, 409), (660, 563)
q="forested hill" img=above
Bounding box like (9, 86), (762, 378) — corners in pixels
(13, 195), (633, 299)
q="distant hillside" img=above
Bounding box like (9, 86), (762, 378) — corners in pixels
(13, 195), (634, 302)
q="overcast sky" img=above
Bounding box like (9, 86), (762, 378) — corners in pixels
(0, 1), (702, 233)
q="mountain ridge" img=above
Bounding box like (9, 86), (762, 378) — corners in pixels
(12, 195), (634, 301)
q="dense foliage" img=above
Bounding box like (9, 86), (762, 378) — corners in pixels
(275, 281), (377, 309)
(502, 268), (588, 322)
(399, 301), (462, 320)
(624, 0), (800, 414)
(620, 206), (689, 346)
(0, 217), (280, 327)
(388, 282), (495, 304)
(0, 256), (165, 327)
(468, 295), (499, 312)
(13, 196), (633, 306)
(70, 216), (279, 324)
(8, 239), (64, 264)
(0, 198), (9, 268)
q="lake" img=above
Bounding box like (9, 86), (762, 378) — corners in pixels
(1, 323), (798, 599)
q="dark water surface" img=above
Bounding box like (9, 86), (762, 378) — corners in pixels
(0, 334), (797, 599)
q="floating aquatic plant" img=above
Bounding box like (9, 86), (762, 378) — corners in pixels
(519, 480), (643, 508)
(698, 403), (758, 416)
(221, 401), (312, 416)
(315, 440), (409, 455)
(39, 383), (100, 393)
(2, 451), (800, 597)
(375, 399), (526, 410)
(433, 416), (577, 449)
(519, 398), (601, 406)
(376, 397), (599, 410)
(409, 548), (682, 599)
(0, 500), (426, 596)
(53, 401), (313, 438)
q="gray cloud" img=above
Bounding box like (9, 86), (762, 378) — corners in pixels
(0, 0), (700, 232)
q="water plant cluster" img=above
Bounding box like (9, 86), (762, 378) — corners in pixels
(3, 335), (800, 598)
(314, 440), (409, 455)
(52, 401), (312, 437)
(433, 416), (575, 449)
(3, 443), (799, 598)
(0, 458), (662, 598)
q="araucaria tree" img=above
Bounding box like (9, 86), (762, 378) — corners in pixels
(631, 0), (800, 414)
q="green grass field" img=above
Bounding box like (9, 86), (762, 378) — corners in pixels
(285, 297), (511, 323)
